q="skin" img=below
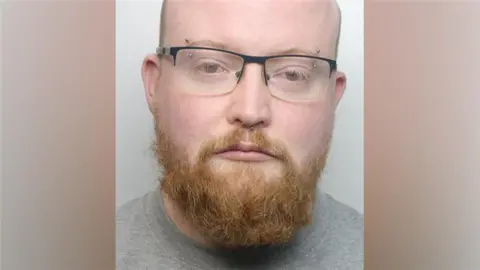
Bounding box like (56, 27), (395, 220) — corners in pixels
(141, 0), (346, 248)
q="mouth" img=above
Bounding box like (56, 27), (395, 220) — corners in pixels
(215, 143), (276, 162)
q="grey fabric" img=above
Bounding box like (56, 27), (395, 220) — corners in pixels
(116, 188), (363, 270)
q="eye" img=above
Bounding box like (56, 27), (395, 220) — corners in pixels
(196, 62), (227, 74)
(275, 68), (310, 82)
(284, 70), (305, 81)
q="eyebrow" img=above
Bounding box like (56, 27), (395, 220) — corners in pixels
(184, 39), (320, 56)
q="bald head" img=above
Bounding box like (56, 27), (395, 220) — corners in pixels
(159, 0), (342, 59)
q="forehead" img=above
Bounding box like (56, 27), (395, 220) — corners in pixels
(163, 0), (338, 57)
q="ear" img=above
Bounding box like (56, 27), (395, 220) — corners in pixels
(332, 71), (347, 109)
(141, 54), (162, 114)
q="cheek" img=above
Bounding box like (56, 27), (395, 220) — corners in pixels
(156, 88), (225, 158)
(274, 104), (334, 161)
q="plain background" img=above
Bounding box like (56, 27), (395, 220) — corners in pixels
(115, 0), (364, 213)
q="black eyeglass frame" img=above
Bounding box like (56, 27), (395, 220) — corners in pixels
(156, 46), (337, 85)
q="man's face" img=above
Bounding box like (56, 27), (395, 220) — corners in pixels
(142, 0), (346, 248)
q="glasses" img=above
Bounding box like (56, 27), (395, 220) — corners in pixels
(156, 46), (337, 102)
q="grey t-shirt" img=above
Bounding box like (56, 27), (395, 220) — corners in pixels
(116, 189), (364, 270)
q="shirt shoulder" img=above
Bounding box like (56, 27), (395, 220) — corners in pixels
(323, 193), (364, 232)
(116, 195), (162, 269)
(116, 197), (143, 266)
(309, 193), (364, 270)
(116, 193), (192, 270)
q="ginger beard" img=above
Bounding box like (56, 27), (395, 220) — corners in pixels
(153, 120), (331, 248)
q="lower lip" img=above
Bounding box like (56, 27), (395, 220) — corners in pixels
(216, 151), (274, 162)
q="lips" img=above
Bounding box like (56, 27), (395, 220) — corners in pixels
(218, 143), (274, 156)
(215, 143), (276, 161)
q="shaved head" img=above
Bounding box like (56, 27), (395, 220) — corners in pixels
(159, 0), (342, 58)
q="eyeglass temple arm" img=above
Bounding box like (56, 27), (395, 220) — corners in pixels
(156, 46), (171, 56)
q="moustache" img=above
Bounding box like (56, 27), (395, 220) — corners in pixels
(197, 128), (288, 163)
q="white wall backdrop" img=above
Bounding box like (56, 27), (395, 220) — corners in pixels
(115, 0), (364, 213)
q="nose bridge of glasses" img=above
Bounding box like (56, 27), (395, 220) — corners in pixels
(231, 64), (273, 110)
(236, 54), (270, 85)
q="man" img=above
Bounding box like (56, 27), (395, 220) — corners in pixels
(117, 0), (363, 269)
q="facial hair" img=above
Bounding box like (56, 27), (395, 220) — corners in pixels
(152, 120), (330, 249)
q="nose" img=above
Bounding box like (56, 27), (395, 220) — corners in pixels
(226, 64), (272, 129)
